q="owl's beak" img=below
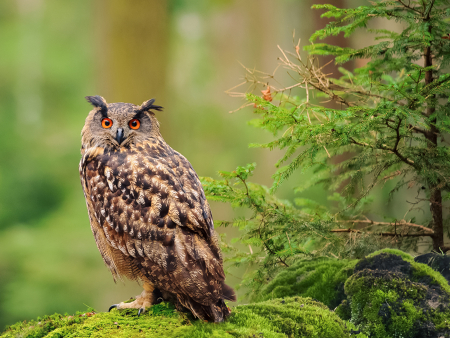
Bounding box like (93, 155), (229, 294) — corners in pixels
(116, 128), (125, 144)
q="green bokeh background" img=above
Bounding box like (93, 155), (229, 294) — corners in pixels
(0, 0), (425, 330)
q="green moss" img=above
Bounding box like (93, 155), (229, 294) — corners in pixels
(369, 249), (450, 294)
(255, 257), (358, 309)
(366, 249), (414, 262)
(1, 298), (365, 338)
(346, 276), (417, 337)
(335, 300), (351, 321)
(190, 297), (352, 338)
(0, 303), (185, 338)
(345, 249), (450, 338)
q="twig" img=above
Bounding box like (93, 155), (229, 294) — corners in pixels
(286, 232), (293, 253)
(330, 228), (432, 237)
(336, 219), (434, 234)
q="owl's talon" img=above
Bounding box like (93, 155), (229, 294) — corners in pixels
(108, 304), (119, 312)
(137, 308), (144, 317)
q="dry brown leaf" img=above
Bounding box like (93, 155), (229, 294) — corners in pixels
(261, 85), (273, 102)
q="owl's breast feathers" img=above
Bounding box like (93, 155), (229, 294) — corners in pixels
(80, 139), (233, 309)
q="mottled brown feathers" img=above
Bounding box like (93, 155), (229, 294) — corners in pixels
(80, 97), (235, 322)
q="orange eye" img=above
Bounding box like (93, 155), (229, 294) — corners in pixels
(129, 119), (140, 130)
(101, 118), (113, 129)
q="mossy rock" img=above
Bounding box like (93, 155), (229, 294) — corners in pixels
(254, 257), (357, 309)
(1, 297), (362, 338)
(415, 252), (450, 285)
(343, 248), (450, 338)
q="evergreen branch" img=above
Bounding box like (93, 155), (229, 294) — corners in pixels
(236, 173), (290, 267)
(237, 175), (250, 197)
(259, 219), (290, 267)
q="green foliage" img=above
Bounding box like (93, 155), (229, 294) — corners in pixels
(203, 0), (450, 300)
(251, 257), (357, 309)
(1, 298), (365, 338)
(201, 165), (346, 295)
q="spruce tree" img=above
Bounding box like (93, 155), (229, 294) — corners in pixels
(202, 0), (450, 293)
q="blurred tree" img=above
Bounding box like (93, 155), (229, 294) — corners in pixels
(95, 0), (168, 105)
(0, 0), (64, 232)
(0, 0), (96, 329)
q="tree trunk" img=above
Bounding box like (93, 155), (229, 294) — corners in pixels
(94, 0), (168, 106)
(423, 23), (445, 251)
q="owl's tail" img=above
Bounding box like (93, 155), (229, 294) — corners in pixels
(179, 282), (237, 323)
(188, 298), (231, 323)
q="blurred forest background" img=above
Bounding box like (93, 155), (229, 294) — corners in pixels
(0, 0), (410, 330)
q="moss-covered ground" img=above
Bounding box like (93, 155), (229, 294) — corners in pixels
(1, 297), (367, 338)
(6, 249), (450, 338)
(254, 257), (357, 309)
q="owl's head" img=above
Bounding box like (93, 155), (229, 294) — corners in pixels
(81, 96), (163, 150)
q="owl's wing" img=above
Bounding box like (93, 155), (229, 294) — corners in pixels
(81, 141), (228, 307)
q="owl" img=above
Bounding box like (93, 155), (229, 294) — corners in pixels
(79, 95), (235, 322)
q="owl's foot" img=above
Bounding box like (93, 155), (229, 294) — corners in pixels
(108, 283), (155, 317)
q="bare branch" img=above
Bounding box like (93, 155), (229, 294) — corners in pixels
(336, 219), (434, 234)
(379, 142), (416, 167)
(396, 0), (422, 14)
(331, 228), (432, 237)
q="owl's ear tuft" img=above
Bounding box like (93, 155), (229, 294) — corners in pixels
(85, 95), (108, 117)
(138, 98), (164, 113)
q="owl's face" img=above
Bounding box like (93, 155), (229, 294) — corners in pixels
(81, 96), (163, 150)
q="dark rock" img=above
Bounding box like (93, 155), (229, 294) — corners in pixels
(354, 251), (412, 276)
(414, 252), (450, 285)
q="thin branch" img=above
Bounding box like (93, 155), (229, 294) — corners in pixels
(286, 232), (293, 253)
(350, 137), (372, 148)
(240, 176), (290, 268)
(396, 0), (422, 14)
(330, 228), (432, 237)
(406, 123), (429, 135)
(393, 118), (402, 152)
(352, 89), (395, 102)
(438, 246), (450, 253)
(336, 219), (434, 234)
(379, 143), (415, 167)
(424, 0), (436, 19)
